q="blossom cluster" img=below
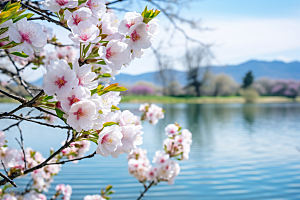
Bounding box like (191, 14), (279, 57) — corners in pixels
(127, 124), (192, 185)
(139, 103), (164, 125)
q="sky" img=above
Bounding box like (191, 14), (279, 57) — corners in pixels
(119, 0), (300, 74)
(21, 0), (300, 80)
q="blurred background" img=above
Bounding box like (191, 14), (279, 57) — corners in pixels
(1, 0), (300, 199)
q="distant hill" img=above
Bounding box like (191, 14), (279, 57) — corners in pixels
(30, 60), (300, 87)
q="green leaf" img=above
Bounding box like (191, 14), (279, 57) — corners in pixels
(68, 62), (73, 69)
(78, 0), (88, 6)
(0, 41), (21, 49)
(103, 122), (118, 127)
(99, 41), (109, 43)
(55, 108), (65, 118)
(31, 67), (38, 70)
(3, 1), (12, 11)
(106, 184), (113, 191)
(0, 36), (9, 42)
(111, 105), (120, 111)
(96, 60), (106, 65)
(44, 95), (54, 101)
(13, 13), (34, 23)
(11, 51), (29, 58)
(0, 27), (9, 35)
(97, 73), (111, 79)
(141, 6), (161, 23)
(83, 43), (92, 55)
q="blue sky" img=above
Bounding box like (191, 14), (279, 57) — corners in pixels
(32, 0), (300, 78)
(115, 0), (300, 74)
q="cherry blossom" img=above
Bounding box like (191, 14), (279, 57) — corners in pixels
(119, 12), (143, 34)
(98, 40), (130, 70)
(152, 150), (170, 166)
(96, 125), (123, 158)
(57, 86), (90, 112)
(0, 131), (6, 147)
(85, 0), (106, 18)
(42, 59), (78, 96)
(73, 61), (98, 89)
(101, 12), (120, 35)
(65, 8), (94, 28)
(3, 194), (17, 200)
(8, 18), (47, 55)
(55, 184), (73, 200)
(165, 124), (179, 136)
(67, 100), (97, 131)
(84, 195), (105, 200)
(69, 21), (100, 44)
(42, 0), (78, 12)
(126, 23), (152, 58)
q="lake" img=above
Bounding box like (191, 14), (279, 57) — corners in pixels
(1, 103), (300, 200)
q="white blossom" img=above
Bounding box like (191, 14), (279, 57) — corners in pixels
(98, 40), (130, 70)
(84, 194), (105, 200)
(65, 8), (95, 28)
(8, 18), (47, 55)
(85, 0), (106, 18)
(165, 124), (179, 136)
(119, 12), (143, 34)
(42, 0), (78, 12)
(152, 150), (170, 166)
(57, 86), (90, 112)
(67, 100), (97, 131)
(126, 23), (152, 58)
(69, 21), (100, 44)
(42, 59), (78, 96)
(96, 125), (123, 158)
(73, 61), (98, 89)
(101, 12), (120, 35)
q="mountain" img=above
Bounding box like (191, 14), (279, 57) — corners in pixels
(30, 60), (300, 87)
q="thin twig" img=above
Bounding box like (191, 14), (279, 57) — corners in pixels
(16, 123), (27, 170)
(6, 51), (34, 97)
(0, 172), (17, 187)
(1, 160), (8, 175)
(3, 115), (72, 130)
(137, 181), (155, 200)
(46, 151), (96, 165)
(20, 3), (71, 31)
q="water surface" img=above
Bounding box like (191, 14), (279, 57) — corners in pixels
(1, 103), (300, 199)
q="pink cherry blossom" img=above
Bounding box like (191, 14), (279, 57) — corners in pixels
(42, 59), (79, 96)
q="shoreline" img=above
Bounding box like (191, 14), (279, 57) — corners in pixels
(1, 96), (299, 104)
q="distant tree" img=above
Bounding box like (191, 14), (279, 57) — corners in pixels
(242, 71), (254, 88)
(211, 73), (238, 96)
(183, 47), (211, 97)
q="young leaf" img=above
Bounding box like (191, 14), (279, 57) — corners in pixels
(103, 122), (118, 127)
(55, 108), (65, 118)
(141, 6), (161, 23)
(11, 52), (29, 58)
(12, 13), (34, 23)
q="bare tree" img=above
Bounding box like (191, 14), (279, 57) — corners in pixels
(184, 47), (211, 97)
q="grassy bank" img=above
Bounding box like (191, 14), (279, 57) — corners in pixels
(1, 95), (299, 104)
(120, 95), (300, 104)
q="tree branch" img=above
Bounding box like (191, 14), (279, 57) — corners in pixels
(137, 181), (155, 200)
(46, 151), (96, 165)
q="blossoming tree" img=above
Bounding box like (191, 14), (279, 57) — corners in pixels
(0, 0), (193, 199)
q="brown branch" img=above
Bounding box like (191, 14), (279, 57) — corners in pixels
(3, 114), (72, 130)
(0, 172), (17, 187)
(137, 181), (155, 200)
(20, 2), (71, 31)
(6, 51), (34, 97)
(0, 90), (43, 118)
(1, 160), (8, 175)
(15, 123), (27, 170)
(0, 133), (76, 186)
(46, 151), (96, 165)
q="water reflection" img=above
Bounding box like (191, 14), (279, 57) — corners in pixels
(1, 103), (300, 199)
